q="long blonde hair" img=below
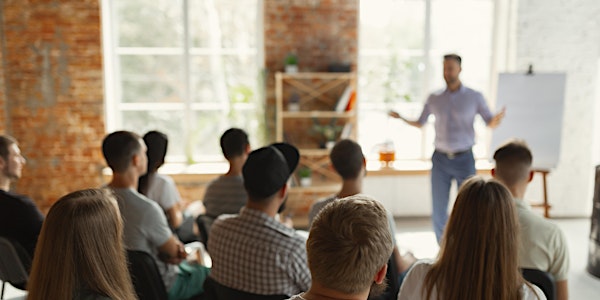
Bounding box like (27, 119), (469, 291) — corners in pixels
(27, 188), (136, 300)
(423, 177), (528, 300)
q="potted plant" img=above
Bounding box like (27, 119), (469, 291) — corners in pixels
(298, 167), (312, 187)
(312, 118), (343, 149)
(284, 53), (298, 73)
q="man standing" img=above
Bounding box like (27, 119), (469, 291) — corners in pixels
(289, 195), (393, 300)
(389, 54), (505, 242)
(0, 135), (44, 259)
(492, 140), (569, 300)
(102, 131), (209, 300)
(208, 143), (311, 296)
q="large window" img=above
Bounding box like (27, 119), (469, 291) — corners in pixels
(359, 0), (496, 161)
(103, 0), (263, 163)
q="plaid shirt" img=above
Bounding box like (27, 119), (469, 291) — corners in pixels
(208, 207), (311, 296)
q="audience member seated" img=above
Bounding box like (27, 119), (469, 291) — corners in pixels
(288, 195), (393, 300)
(202, 128), (250, 231)
(138, 130), (198, 242)
(208, 143), (311, 296)
(308, 139), (416, 285)
(27, 188), (137, 300)
(398, 177), (546, 300)
(0, 135), (44, 260)
(492, 140), (570, 300)
(103, 131), (209, 300)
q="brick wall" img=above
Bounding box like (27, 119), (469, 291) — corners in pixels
(264, 0), (358, 141)
(0, 0), (105, 212)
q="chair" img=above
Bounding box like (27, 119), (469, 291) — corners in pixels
(203, 276), (288, 300)
(0, 237), (31, 300)
(195, 215), (213, 245)
(521, 268), (556, 300)
(127, 250), (168, 300)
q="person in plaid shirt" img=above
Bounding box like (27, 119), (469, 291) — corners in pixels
(208, 143), (311, 296)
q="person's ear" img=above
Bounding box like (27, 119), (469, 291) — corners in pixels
(245, 144), (251, 154)
(278, 182), (288, 199)
(491, 168), (496, 178)
(528, 170), (534, 183)
(374, 264), (388, 284)
(131, 153), (141, 168)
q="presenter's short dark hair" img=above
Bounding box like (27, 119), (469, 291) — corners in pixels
(0, 135), (17, 161)
(444, 54), (462, 66)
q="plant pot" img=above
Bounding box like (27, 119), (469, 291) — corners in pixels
(325, 141), (336, 150)
(300, 177), (312, 187)
(285, 64), (298, 73)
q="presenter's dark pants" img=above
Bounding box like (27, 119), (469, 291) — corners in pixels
(431, 149), (475, 243)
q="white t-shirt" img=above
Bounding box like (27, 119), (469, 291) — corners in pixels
(398, 260), (546, 300)
(146, 173), (182, 211)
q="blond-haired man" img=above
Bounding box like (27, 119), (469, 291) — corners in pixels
(289, 195), (393, 300)
(492, 140), (569, 300)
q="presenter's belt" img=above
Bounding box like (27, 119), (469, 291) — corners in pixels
(435, 148), (471, 159)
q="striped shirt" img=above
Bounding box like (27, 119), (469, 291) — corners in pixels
(203, 175), (247, 218)
(208, 207), (311, 296)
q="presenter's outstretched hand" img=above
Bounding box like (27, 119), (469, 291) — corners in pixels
(388, 110), (401, 119)
(488, 107), (506, 129)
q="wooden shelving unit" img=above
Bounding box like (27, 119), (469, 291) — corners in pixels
(275, 71), (357, 187)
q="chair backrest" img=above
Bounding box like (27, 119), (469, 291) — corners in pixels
(195, 215), (213, 245)
(203, 276), (288, 300)
(127, 250), (168, 300)
(521, 268), (556, 300)
(0, 237), (30, 290)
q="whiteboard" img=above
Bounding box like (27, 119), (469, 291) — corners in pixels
(490, 73), (566, 169)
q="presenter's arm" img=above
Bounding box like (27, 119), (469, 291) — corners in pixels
(388, 110), (423, 128)
(487, 107), (506, 129)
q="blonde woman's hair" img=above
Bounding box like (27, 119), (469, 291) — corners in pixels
(307, 194), (394, 295)
(27, 188), (136, 300)
(423, 176), (533, 300)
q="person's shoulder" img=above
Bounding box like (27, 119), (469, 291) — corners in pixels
(518, 205), (562, 234)
(154, 173), (175, 185)
(0, 190), (33, 204)
(461, 85), (484, 97)
(521, 283), (547, 300)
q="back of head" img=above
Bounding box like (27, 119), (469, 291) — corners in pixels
(27, 188), (136, 300)
(425, 176), (522, 300)
(330, 139), (364, 180)
(0, 134), (17, 161)
(220, 128), (249, 160)
(242, 143), (299, 202)
(307, 195), (393, 295)
(102, 131), (141, 173)
(138, 131), (168, 195)
(143, 131), (168, 173)
(493, 139), (533, 187)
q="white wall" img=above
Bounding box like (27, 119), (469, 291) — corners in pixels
(365, 0), (600, 218)
(514, 0), (600, 217)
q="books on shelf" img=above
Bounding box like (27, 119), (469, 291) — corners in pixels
(335, 86), (353, 112)
(340, 123), (353, 139)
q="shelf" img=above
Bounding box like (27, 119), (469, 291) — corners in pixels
(299, 149), (330, 156)
(278, 72), (354, 80)
(288, 184), (340, 193)
(281, 111), (355, 118)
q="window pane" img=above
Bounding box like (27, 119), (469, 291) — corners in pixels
(121, 110), (186, 158)
(190, 55), (258, 103)
(115, 0), (183, 47)
(359, 0), (425, 50)
(188, 0), (258, 49)
(120, 55), (183, 103)
(191, 107), (262, 161)
(429, 0), (494, 95)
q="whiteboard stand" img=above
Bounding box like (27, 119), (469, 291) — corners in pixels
(532, 169), (551, 218)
